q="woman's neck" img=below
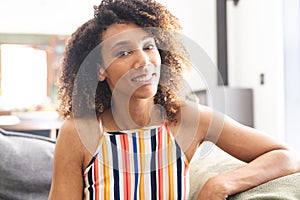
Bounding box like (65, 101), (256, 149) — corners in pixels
(104, 96), (164, 131)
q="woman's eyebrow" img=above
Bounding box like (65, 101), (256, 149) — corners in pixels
(142, 35), (154, 41)
(110, 40), (131, 51)
(109, 35), (154, 51)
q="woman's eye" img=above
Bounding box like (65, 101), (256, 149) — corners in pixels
(144, 44), (156, 50)
(116, 50), (131, 57)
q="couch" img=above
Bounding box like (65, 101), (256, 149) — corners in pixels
(0, 129), (54, 200)
(189, 142), (300, 200)
(0, 129), (299, 200)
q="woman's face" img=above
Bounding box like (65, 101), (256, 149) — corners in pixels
(100, 23), (161, 100)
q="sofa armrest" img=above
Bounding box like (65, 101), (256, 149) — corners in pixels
(189, 143), (300, 200)
(230, 172), (300, 200)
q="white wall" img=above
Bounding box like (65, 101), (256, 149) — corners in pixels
(283, 0), (300, 149)
(227, 0), (285, 140)
(164, 0), (287, 140)
(158, 0), (217, 64)
(158, 0), (217, 91)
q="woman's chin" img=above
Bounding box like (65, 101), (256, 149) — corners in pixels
(132, 86), (158, 99)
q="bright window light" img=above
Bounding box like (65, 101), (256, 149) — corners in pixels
(1, 44), (47, 109)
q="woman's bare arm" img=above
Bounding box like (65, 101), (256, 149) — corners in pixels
(48, 119), (86, 200)
(196, 105), (300, 199)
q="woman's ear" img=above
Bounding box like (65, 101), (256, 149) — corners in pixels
(97, 63), (107, 82)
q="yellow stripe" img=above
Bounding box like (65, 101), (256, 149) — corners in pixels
(138, 130), (145, 199)
(168, 133), (174, 198)
(102, 138), (110, 200)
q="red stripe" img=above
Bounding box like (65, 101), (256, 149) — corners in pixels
(125, 135), (131, 200)
(121, 135), (131, 200)
(157, 126), (163, 199)
(94, 157), (99, 200)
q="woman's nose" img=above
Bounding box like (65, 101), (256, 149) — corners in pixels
(133, 49), (151, 69)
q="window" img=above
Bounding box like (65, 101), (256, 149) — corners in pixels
(0, 44), (47, 109)
(0, 34), (67, 112)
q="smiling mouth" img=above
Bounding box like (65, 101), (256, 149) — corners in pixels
(131, 73), (157, 83)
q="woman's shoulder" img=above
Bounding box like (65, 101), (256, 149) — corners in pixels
(56, 117), (100, 169)
(176, 100), (212, 122)
(58, 117), (87, 144)
(166, 101), (212, 160)
(172, 101), (211, 136)
(172, 101), (219, 137)
(59, 117), (76, 134)
(58, 116), (101, 152)
(178, 100), (225, 135)
(56, 117), (85, 155)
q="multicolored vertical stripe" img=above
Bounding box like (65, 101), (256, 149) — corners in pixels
(83, 123), (189, 200)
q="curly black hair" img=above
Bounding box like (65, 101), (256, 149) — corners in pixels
(58, 0), (190, 124)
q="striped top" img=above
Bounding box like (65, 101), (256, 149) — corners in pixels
(83, 123), (190, 200)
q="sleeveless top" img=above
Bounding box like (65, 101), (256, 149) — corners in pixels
(83, 123), (190, 200)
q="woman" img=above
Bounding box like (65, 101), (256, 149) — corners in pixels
(49, 0), (300, 199)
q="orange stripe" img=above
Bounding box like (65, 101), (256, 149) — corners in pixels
(138, 131), (145, 199)
(94, 157), (99, 200)
(183, 160), (188, 200)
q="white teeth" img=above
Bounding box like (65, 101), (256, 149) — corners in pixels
(132, 74), (153, 82)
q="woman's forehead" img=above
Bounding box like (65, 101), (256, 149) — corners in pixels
(101, 23), (153, 48)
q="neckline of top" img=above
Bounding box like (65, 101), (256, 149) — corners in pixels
(104, 122), (166, 135)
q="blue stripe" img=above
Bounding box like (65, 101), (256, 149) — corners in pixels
(110, 136), (120, 199)
(175, 142), (182, 199)
(132, 132), (139, 200)
(87, 166), (94, 200)
(150, 128), (157, 200)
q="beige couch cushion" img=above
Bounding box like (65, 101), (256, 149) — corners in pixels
(189, 142), (300, 200)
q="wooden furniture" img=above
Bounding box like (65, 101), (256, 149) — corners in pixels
(0, 114), (61, 139)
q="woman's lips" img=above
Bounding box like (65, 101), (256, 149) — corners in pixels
(131, 73), (157, 83)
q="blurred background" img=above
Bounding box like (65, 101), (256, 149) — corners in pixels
(0, 0), (299, 150)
